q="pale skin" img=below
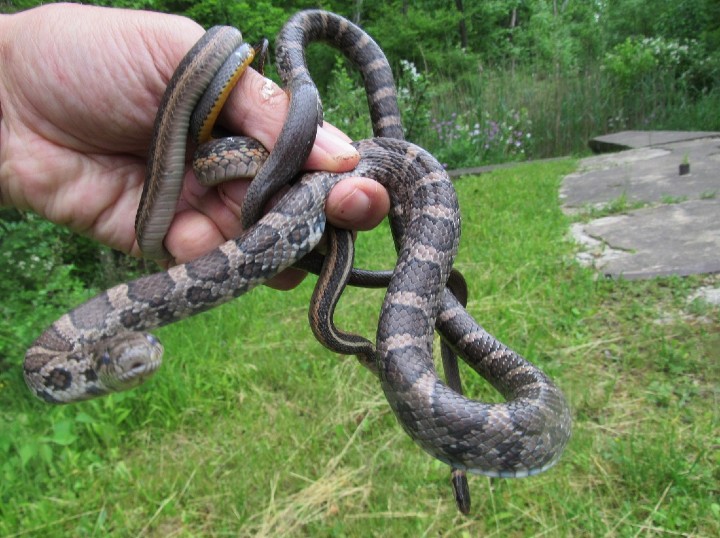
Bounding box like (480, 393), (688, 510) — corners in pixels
(0, 4), (390, 289)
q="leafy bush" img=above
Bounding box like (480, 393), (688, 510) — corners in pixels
(602, 36), (717, 94)
(425, 107), (533, 169)
(181, 0), (284, 38)
(395, 59), (433, 142)
(602, 37), (661, 92)
(323, 58), (433, 145)
(323, 56), (374, 141)
(0, 212), (89, 368)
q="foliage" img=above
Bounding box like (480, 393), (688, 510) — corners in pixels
(0, 211), (89, 367)
(395, 59), (433, 142)
(602, 35), (718, 95)
(602, 37), (662, 91)
(510, 0), (580, 72)
(0, 210), (152, 371)
(425, 107), (533, 168)
(179, 0), (285, 36)
(603, 0), (720, 48)
(361, 2), (468, 70)
(322, 56), (373, 141)
(324, 58), (434, 145)
(2, 1), (719, 534)
(1, 0), (718, 165)
(2, 161), (718, 535)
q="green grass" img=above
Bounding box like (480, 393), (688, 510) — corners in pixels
(2, 159), (718, 536)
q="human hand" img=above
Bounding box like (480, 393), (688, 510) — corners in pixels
(0, 4), (390, 289)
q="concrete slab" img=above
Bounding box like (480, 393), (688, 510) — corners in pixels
(563, 133), (720, 280)
(589, 130), (720, 153)
(578, 199), (720, 279)
(561, 138), (720, 211)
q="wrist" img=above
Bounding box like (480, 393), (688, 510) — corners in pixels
(0, 15), (9, 206)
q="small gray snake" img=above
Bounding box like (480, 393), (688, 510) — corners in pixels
(23, 11), (571, 481)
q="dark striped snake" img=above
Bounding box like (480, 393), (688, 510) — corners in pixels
(23, 10), (571, 512)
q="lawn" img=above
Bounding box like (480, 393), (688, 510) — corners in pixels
(1, 159), (718, 536)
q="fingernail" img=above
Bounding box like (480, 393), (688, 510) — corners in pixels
(315, 128), (358, 162)
(334, 187), (371, 225)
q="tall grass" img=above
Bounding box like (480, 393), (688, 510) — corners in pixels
(418, 64), (720, 164)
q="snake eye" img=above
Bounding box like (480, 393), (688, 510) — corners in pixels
(100, 351), (111, 365)
(145, 334), (160, 346)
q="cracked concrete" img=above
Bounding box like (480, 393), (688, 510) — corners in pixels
(561, 131), (720, 280)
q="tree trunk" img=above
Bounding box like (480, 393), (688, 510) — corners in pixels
(454, 0), (468, 49)
(509, 7), (517, 72)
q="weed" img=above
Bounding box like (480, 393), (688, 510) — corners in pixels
(660, 194), (689, 204)
(578, 193), (648, 220)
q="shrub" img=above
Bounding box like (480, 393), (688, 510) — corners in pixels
(602, 36), (716, 95)
(0, 211), (88, 368)
(426, 107), (533, 169)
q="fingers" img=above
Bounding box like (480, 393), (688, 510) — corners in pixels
(208, 175), (389, 291)
(220, 69), (361, 173)
(217, 68), (390, 229)
(261, 178), (390, 291)
(159, 204), (310, 294)
(173, 53), (392, 291)
(216, 175), (389, 232)
(325, 177), (390, 231)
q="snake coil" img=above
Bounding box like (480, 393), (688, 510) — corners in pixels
(23, 10), (571, 490)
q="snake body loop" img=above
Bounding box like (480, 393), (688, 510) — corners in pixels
(23, 11), (571, 480)
(136, 26), (252, 259)
(240, 10), (403, 228)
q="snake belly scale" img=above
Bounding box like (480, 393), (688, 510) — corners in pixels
(23, 10), (571, 479)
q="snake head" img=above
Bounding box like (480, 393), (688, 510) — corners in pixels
(94, 332), (163, 393)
